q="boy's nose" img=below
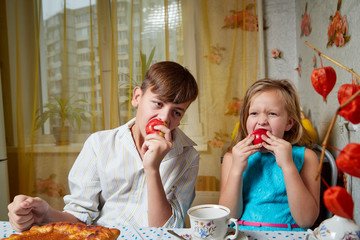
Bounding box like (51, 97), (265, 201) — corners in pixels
(158, 110), (171, 125)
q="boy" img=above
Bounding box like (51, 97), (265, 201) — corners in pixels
(8, 61), (199, 231)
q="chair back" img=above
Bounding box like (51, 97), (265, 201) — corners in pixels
(312, 144), (338, 226)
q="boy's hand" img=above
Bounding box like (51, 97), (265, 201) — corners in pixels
(142, 124), (172, 171)
(8, 195), (49, 232)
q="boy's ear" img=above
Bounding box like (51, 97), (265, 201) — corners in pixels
(285, 117), (295, 131)
(131, 87), (142, 108)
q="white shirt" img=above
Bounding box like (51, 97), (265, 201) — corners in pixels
(63, 118), (199, 228)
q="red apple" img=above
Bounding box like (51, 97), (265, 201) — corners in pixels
(251, 129), (268, 145)
(145, 119), (167, 137)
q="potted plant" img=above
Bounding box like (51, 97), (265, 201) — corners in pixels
(35, 96), (91, 145)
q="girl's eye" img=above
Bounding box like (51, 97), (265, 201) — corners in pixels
(249, 112), (257, 116)
(269, 112), (277, 116)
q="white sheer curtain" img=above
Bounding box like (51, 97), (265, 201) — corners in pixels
(6, 0), (187, 209)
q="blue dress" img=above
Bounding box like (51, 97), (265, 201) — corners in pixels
(239, 146), (306, 231)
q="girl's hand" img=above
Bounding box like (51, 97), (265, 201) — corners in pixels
(231, 134), (261, 173)
(261, 131), (293, 169)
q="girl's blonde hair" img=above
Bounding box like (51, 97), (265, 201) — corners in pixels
(232, 79), (313, 148)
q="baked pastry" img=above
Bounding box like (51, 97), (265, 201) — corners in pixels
(2, 222), (120, 240)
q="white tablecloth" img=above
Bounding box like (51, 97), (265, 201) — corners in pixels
(0, 221), (307, 240)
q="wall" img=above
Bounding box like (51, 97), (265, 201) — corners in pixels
(264, 0), (359, 223)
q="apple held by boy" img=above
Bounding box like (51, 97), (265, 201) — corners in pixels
(145, 119), (167, 137)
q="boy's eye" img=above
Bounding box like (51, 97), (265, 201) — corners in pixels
(174, 111), (183, 117)
(154, 102), (162, 107)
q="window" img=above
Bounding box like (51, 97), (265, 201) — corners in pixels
(37, 0), (204, 147)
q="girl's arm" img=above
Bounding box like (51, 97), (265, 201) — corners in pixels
(219, 135), (260, 219)
(219, 152), (244, 219)
(283, 148), (320, 228)
(263, 132), (320, 228)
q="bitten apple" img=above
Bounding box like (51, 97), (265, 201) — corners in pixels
(251, 129), (268, 145)
(145, 119), (167, 137)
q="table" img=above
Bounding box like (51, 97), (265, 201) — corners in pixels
(0, 221), (308, 240)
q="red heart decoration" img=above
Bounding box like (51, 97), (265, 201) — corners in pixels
(311, 66), (337, 101)
(323, 186), (354, 220)
(337, 83), (360, 124)
(336, 143), (360, 178)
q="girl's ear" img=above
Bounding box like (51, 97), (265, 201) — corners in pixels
(131, 87), (142, 108)
(285, 117), (295, 131)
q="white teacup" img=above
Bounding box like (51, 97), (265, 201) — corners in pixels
(187, 204), (239, 240)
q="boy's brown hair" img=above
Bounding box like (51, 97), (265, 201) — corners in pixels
(141, 61), (198, 104)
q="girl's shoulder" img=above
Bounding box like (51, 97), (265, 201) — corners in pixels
(222, 151), (233, 163)
(292, 146), (318, 161)
(304, 147), (318, 162)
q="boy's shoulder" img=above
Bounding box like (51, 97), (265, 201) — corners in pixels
(88, 119), (134, 142)
(172, 127), (197, 147)
(169, 128), (199, 162)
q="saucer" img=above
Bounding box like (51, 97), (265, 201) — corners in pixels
(226, 228), (249, 240)
(180, 228), (248, 240)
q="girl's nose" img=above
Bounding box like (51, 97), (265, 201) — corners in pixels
(257, 114), (268, 125)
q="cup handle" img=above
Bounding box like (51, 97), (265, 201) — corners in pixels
(225, 218), (239, 240)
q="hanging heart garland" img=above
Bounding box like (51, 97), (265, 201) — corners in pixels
(305, 42), (360, 221)
(337, 83), (360, 124)
(336, 143), (360, 178)
(311, 56), (337, 102)
(323, 186), (354, 220)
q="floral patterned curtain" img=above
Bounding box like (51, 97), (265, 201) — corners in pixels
(194, 0), (259, 186)
(8, 0), (184, 210)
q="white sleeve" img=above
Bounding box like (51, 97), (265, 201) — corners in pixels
(63, 134), (101, 224)
(163, 147), (199, 228)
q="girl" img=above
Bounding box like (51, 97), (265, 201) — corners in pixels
(219, 79), (320, 231)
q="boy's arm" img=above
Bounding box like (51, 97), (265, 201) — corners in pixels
(8, 195), (80, 232)
(144, 144), (199, 228)
(160, 149), (199, 228)
(63, 134), (102, 224)
(145, 168), (173, 227)
(142, 132), (173, 227)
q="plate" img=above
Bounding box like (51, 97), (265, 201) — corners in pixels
(179, 228), (248, 240)
(226, 228), (249, 240)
